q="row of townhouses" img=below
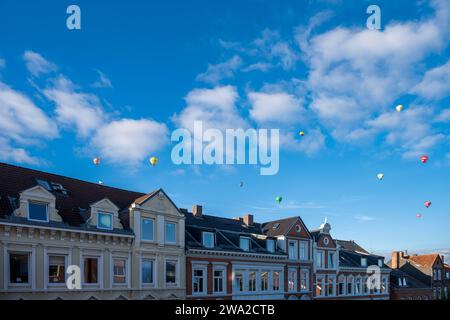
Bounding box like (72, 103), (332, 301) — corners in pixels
(0, 162), (448, 300)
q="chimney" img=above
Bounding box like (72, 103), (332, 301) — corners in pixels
(243, 214), (254, 226)
(192, 205), (203, 218)
(391, 251), (400, 269)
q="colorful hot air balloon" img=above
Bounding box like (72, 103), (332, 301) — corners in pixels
(150, 157), (158, 166)
(420, 155), (429, 164)
(299, 131), (305, 137)
(93, 157), (100, 166)
(395, 104), (404, 112)
(424, 201), (432, 208)
(276, 196), (283, 204)
(416, 213), (422, 219)
(377, 173), (384, 180)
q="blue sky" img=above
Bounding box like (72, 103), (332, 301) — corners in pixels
(1, 0), (450, 254)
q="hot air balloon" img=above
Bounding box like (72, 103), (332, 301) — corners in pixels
(420, 155), (429, 164)
(150, 157), (158, 166)
(299, 131), (305, 137)
(98, 181), (103, 185)
(416, 213), (422, 219)
(424, 201), (431, 208)
(240, 181), (244, 187)
(276, 196), (283, 204)
(396, 105), (404, 112)
(377, 173), (384, 180)
(93, 157), (101, 166)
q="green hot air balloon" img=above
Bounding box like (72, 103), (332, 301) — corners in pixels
(276, 196), (283, 204)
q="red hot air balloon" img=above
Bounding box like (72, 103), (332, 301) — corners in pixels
(424, 201), (432, 208)
(420, 155), (429, 163)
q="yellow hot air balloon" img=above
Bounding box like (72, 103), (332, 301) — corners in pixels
(396, 104), (404, 113)
(150, 157), (158, 166)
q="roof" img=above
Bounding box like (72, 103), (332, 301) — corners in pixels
(407, 254), (441, 268)
(185, 211), (285, 256)
(339, 249), (387, 269)
(262, 217), (299, 237)
(387, 260), (432, 287)
(336, 240), (369, 254)
(0, 162), (149, 233)
(389, 268), (430, 289)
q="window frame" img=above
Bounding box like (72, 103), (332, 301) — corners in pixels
(192, 265), (207, 295)
(239, 237), (251, 252)
(266, 239), (275, 253)
(202, 232), (215, 249)
(299, 241), (308, 260)
(288, 268), (297, 292)
(141, 217), (155, 242)
(165, 222), (177, 244)
(97, 212), (113, 230)
(28, 201), (49, 223)
(288, 240), (298, 260)
(165, 259), (178, 287)
(83, 256), (99, 285)
(8, 251), (31, 286)
(213, 266), (226, 294)
(141, 258), (155, 285)
(328, 251), (335, 269)
(300, 269), (309, 292)
(47, 254), (67, 286)
(112, 258), (128, 285)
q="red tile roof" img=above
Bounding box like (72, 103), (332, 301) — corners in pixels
(407, 254), (440, 268)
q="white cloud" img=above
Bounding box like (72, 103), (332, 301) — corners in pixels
(91, 119), (168, 165)
(248, 91), (304, 125)
(412, 60), (450, 100)
(436, 108), (450, 122)
(92, 70), (113, 88)
(242, 62), (272, 73)
(355, 215), (375, 222)
(23, 50), (57, 76)
(173, 86), (246, 131)
(0, 82), (58, 143)
(0, 82), (58, 164)
(43, 76), (106, 138)
(196, 55), (242, 84)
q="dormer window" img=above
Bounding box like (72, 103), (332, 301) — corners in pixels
(97, 212), (113, 230)
(266, 239), (275, 253)
(361, 258), (367, 267)
(202, 232), (215, 248)
(240, 237), (250, 252)
(378, 258), (383, 267)
(28, 201), (49, 222)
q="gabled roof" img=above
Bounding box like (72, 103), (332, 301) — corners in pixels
(407, 254), (441, 268)
(262, 216), (311, 238)
(389, 268), (430, 289)
(0, 162), (146, 232)
(387, 260), (432, 286)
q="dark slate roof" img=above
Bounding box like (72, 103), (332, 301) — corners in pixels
(0, 162), (148, 233)
(262, 217), (299, 237)
(185, 212), (285, 256)
(386, 260), (432, 286)
(337, 240), (369, 254)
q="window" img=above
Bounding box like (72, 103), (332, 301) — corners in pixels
(193, 268), (205, 294)
(338, 277), (345, 295)
(165, 260), (177, 285)
(299, 241), (308, 260)
(261, 272), (269, 291)
(378, 259), (383, 267)
(347, 278), (353, 295)
(355, 278), (362, 295)
(288, 240), (298, 260)
(28, 202), (48, 222)
(316, 251), (324, 268)
(446, 272), (450, 279)
(288, 270), (297, 291)
(323, 237), (329, 246)
(9, 253), (29, 284)
(141, 259), (154, 284)
(213, 269), (225, 293)
(300, 270), (309, 291)
(433, 270), (437, 280)
(48, 255), (65, 284)
(113, 259), (126, 284)
(165, 222), (176, 243)
(403, 277), (407, 286)
(295, 224), (301, 233)
(328, 277), (335, 296)
(361, 258), (367, 267)
(266, 239), (275, 253)
(437, 270), (442, 280)
(328, 252), (335, 268)
(202, 232), (215, 248)
(248, 271), (257, 291)
(235, 272), (244, 292)
(316, 277), (324, 296)
(240, 237), (250, 252)
(141, 218), (154, 241)
(273, 271), (280, 291)
(83, 257), (98, 284)
(97, 212), (113, 230)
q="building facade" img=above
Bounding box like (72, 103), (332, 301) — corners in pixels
(0, 163), (185, 300)
(185, 208), (313, 300)
(311, 220), (390, 300)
